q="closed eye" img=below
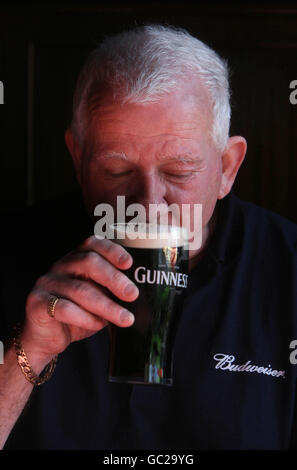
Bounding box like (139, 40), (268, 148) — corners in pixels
(163, 172), (194, 181)
(165, 173), (191, 177)
(107, 170), (133, 177)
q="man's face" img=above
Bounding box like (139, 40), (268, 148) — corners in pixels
(71, 79), (231, 259)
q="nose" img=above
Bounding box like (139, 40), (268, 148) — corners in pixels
(127, 171), (168, 216)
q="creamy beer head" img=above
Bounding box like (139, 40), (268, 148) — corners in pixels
(110, 223), (188, 249)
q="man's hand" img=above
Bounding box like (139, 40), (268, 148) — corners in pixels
(21, 236), (139, 362)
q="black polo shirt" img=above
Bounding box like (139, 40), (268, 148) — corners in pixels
(2, 191), (297, 450)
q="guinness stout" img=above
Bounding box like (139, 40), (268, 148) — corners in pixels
(108, 223), (189, 385)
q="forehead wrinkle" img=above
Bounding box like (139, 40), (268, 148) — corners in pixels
(93, 131), (200, 139)
(91, 113), (205, 137)
(94, 118), (201, 127)
(91, 134), (201, 159)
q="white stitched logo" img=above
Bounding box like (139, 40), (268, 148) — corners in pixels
(213, 353), (286, 379)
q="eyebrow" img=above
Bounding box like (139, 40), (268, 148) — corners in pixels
(162, 156), (200, 163)
(94, 151), (128, 161)
(158, 155), (204, 167)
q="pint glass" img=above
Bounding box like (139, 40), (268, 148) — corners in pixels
(108, 223), (189, 385)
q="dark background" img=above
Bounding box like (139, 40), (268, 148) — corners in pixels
(0, 1), (296, 222)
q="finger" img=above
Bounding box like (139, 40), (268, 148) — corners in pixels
(54, 297), (108, 331)
(79, 236), (133, 270)
(35, 278), (135, 327)
(50, 251), (139, 303)
(27, 287), (107, 330)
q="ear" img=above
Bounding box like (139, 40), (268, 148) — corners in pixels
(65, 127), (82, 184)
(218, 136), (247, 199)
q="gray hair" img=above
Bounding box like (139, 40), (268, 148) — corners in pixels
(71, 24), (231, 153)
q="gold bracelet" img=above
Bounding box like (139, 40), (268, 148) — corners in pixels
(12, 325), (58, 386)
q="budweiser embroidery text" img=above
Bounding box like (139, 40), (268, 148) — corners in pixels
(213, 353), (286, 379)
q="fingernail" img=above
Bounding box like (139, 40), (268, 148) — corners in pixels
(124, 283), (138, 297)
(119, 253), (131, 265)
(120, 309), (134, 323)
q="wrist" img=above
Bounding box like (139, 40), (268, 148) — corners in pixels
(13, 327), (58, 386)
(11, 323), (58, 382)
(19, 321), (60, 369)
(20, 335), (56, 374)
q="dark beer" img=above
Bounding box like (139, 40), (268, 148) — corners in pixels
(108, 223), (189, 385)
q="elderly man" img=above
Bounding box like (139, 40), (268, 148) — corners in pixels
(0, 25), (296, 450)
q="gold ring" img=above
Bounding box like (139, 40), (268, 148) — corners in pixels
(47, 295), (59, 318)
